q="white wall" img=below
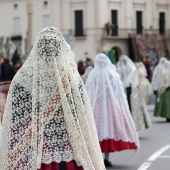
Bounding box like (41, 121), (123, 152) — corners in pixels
(0, 0), (170, 61)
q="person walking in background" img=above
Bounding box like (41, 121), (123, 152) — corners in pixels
(14, 60), (23, 72)
(81, 57), (94, 83)
(0, 27), (105, 170)
(0, 58), (15, 81)
(152, 57), (170, 122)
(86, 53), (140, 168)
(77, 60), (85, 76)
(11, 49), (21, 66)
(136, 62), (153, 105)
(117, 55), (152, 131)
(85, 57), (94, 67)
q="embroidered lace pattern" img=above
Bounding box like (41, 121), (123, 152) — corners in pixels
(37, 36), (61, 61)
(117, 55), (139, 88)
(0, 27), (105, 170)
(152, 57), (170, 90)
(117, 56), (151, 131)
(85, 54), (140, 146)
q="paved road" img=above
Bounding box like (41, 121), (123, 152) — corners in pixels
(107, 105), (170, 170)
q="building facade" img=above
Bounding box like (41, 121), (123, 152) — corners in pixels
(0, 0), (170, 61)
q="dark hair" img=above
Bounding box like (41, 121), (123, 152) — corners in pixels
(78, 60), (84, 66)
(4, 58), (10, 64)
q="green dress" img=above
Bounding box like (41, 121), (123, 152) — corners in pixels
(154, 87), (170, 119)
(102, 51), (115, 64)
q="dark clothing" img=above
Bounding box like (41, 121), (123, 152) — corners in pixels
(78, 65), (85, 76)
(77, 61), (85, 76)
(38, 161), (83, 170)
(0, 62), (15, 81)
(126, 86), (132, 112)
(12, 51), (20, 66)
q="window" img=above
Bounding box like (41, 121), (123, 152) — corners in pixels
(159, 12), (165, 34)
(74, 10), (84, 36)
(13, 17), (21, 35)
(111, 10), (118, 36)
(43, 15), (51, 27)
(136, 11), (143, 34)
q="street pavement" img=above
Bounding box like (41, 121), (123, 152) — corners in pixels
(107, 105), (170, 170)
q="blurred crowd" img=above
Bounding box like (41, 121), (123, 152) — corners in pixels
(0, 49), (22, 82)
(77, 58), (94, 75)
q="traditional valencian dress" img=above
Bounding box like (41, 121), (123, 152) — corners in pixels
(135, 62), (153, 105)
(152, 57), (170, 121)
(117, 55), (152, 131)
(85, 53), (140, 153)
(0, 27), (105, 170)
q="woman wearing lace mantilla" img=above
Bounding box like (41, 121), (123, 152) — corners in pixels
(152, 57), (170, 122)
(117, 55), (152, 131)
(135, 62), (153, 105)
(85, 53), (140, 168)
(0, 27), (105, 170)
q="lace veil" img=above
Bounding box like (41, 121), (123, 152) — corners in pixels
(135, 62), (153, 104)
(85, 53), (140, 146)
(117, 55), (139, 88)
(85, 53), (118, 111)
(152, 57), (170, 90)
(135, 62), (147, 79)
(0, 27), (105, 170)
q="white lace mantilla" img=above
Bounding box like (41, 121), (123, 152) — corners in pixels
(85, 54), (140, 147)
(136, 62), (153, 105)
(117, 55), (139, 88)
(0, 27), (105, 170)
(152, 57), (170, 90)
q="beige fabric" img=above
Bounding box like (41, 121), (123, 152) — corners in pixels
(0, 27), (105, 170)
